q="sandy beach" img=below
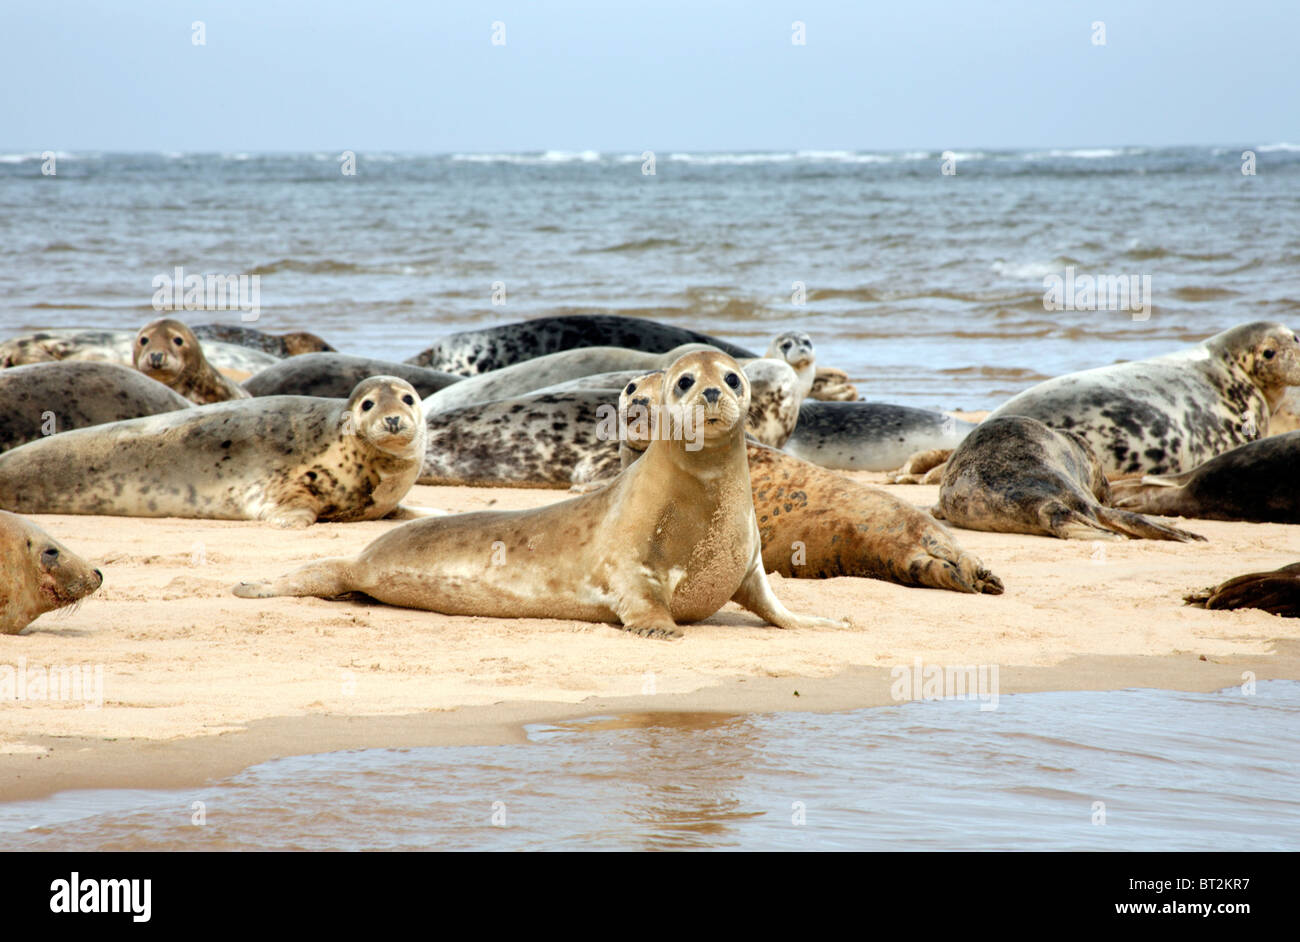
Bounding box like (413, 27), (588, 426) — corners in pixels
(4, 472), (1298, 803)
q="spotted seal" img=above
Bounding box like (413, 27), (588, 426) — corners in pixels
(783, 401), (976, 471)
(0, 511), (103, 634)
(0, 328), (279, 376)
(0, 361), (191, 453)
(132, 318), (251, 404)
(190, 324), (335, 357)
(405, 314), (757, 375)
(1110, 431), (1300, 524)
(422, 343), (717, 413)
(0, 377), (426, 528)
(988, 321), (1300, 475)
(932, 416), (1205, 541)
(1184, 562), (1300, 618)
(234, 350), (847, 640)
(618, 371), (1002, 594)
(244, 353), (463, 399)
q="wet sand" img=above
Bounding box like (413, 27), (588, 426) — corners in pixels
(3, 476), (1299, 802)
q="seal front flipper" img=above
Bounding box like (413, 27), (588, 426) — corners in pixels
(731, 554), (851, 631)
(264, 505), (318, 529)
(615, 597), (683, 640)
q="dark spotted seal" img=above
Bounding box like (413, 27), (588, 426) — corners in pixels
(405, 314), (757, 375)
(234, 351), (847, 640)
(988, 321), (1300, 475)
(190, 324), (336, 357)
(1184, 562), (1300, 618)
(783, 401), (976, 471)
(1111, 431), (1300, 524)
(133, 318), (251, 404)
(244, 353), (463, 399)
(0, 510), (103, 634)
(933, 416), (1205, 541)
(0, 361), (191, 453)
(0, 377), (426, 528)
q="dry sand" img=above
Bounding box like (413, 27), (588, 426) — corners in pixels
(3, 475), (1299, 801)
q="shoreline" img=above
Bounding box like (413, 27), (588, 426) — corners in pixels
(3, 477), (1300, 804)
(5, 650), (1297, 805)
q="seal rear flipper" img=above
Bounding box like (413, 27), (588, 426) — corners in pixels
(1184, 563), (1300, 616)
(1093, 506), (1206, 543)
(1039, 502), (1122, 540)
(731, 560), (851, 630)
(233, 557), (355, 599)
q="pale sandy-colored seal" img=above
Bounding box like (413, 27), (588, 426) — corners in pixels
(406, 314), (758, 375)
(1184, 562), (1300, 618)
(1, 328), (279, 376)
(988, 321), (1300, 475)
(618, 371), (1002, 594)
(0, 511), (103, 634)
(133, 318), (251, 404)
(0, 377), (427, 528)
(234, 351), (846, 640)
(932, 416), (1205, 541)
(244, 353), (463, 399)
(784, 401), (976, 471)
(421, 343), (717, 413)
(0, 361), (191, 453)
(1111, 431), (1300, 524)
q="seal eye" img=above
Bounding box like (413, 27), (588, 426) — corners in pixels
(361, 400), (375, 411)
(41, 547), (59, 566)
(725, 372), (741, 390)
(625, 383), (637, 395)
(1263, 349), (1275, 359)
(138, 337), (148, 346)
(172, 336), (184, 347)
(676, 375), (695, 393)
(781, 343), (791, 352)
(402, 394), (415, 405)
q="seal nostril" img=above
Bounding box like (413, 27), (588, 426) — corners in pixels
(703, 388), (720, 404)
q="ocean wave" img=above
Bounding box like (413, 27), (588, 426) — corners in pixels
(0, 151), (76, 164)
(1022, 148), (1143, 160)
(450, 150), (601, 164)
(989, 257), (1083, 280)
(1257, 143), (1300, 152)
(585, 237), (684, 254)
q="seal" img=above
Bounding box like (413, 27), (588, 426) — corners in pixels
(932, 416), (1205, 541)
(0, 377), (427, 528)
(419, 391), (621, 488)
(988, 321), (1300, 475)
(0, 510), (103, 634)
(1110, 431), (1300, 524)
(133, 318), (251, 404)
(244, 353), (463, 399)
(765, 331), (817, 398)
(190, 324), (335, 358)
(405, 314), (758, 374)
(618, 371), (1002, 594)
(1184, 562), (1300, 618)
(783, 401), (976, 471)
(422, 343), (717, 413)
(0, 361), (192, 453)
(1, 328), (279, 376)
(233, 350), (847, 640)
(417, 359), (803, 488)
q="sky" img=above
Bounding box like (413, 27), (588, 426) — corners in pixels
(1, 1), (1296, 153)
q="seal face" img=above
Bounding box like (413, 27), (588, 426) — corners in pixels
(0, 377), (426, 527)
(1184, 562), (1300, 617)
(0, 361), (191, 453)
(405, 314), (758, 375)
(244, 353), (463, 399)
(234, 351), (846, 640)
(133, 318), (251, 404)
(0, 511), (103, 634)
(784, 401), (975, 472)
(933, 416), (1204, 541)
(619, 371), (1002, 594)
(765, 331), (816, 398)
(989, 321), (1300, 475)
(1111, 430), (1300, 524)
